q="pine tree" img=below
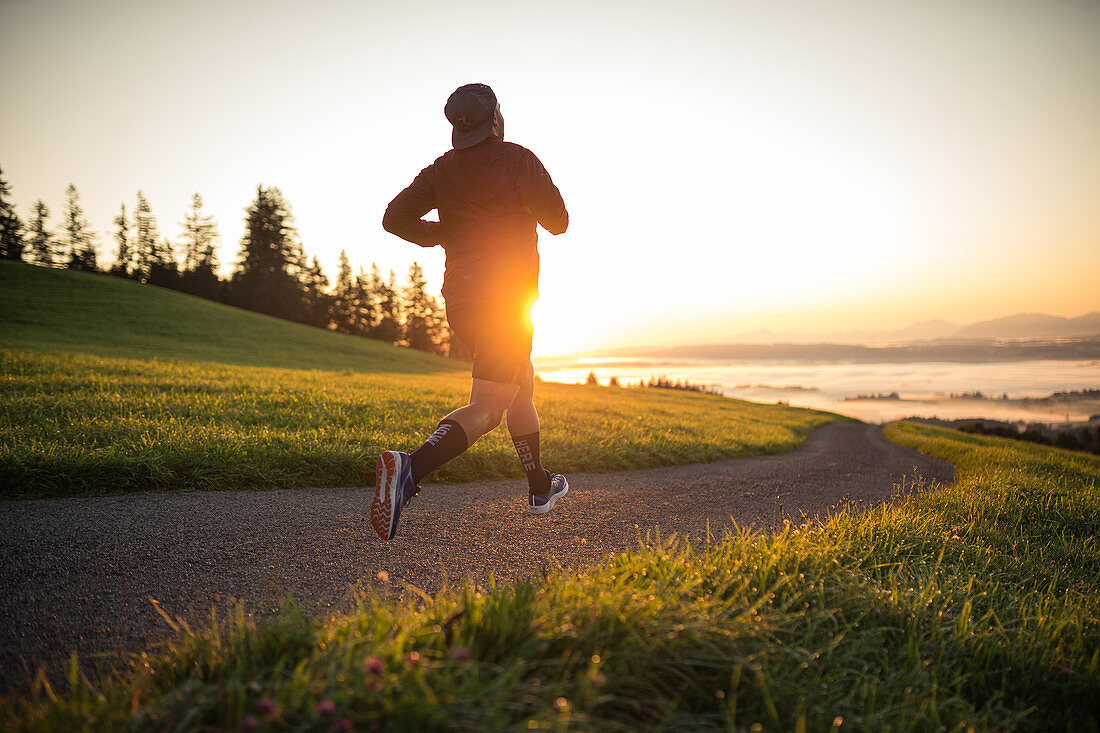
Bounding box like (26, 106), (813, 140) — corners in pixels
(26, 200), (54, 266)
(228, 185), (307, 322)
(178, 193), (221, 299)
(110, 203), (131, 277)
(147, 236), (180, 288)
(403, 261), (435, 352)
(352, 266), (380, 336)
(331, 250), (356, 334)
(132, 191), (160, 281)
(425, 295), (450, 356)
(61, 184), (97, 271)
(179, 193), (219, 273)
(372, 268), (403, 344)
(301, 255), (331, 328)
(0, 167), (25, 261)
(128, 191), (178, 287)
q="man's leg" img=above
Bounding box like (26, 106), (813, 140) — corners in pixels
(505, 362), (551, 493)
(372, 377), (518, 540)
(408, 377), (519, 484)
(507, 361), (568, 514)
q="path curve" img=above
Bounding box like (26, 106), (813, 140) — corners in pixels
(0, 423), (952, 688)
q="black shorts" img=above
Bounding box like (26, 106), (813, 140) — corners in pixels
(447, 300), (534, 385)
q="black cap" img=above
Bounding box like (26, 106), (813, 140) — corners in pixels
(444, 83), (497, 150)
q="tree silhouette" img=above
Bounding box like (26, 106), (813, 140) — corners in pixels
(424, 293), (450, 356)
(109, 203), (131, 278)
(228, 185), (307, 322)
(351, 265), (380, 336)
(331, 250), (357, 334)
(132, 191), (160, 281)
(372, 268), (403, 344)
(61, 184), (97, 271)
(178, 193), (221, 299)
(301, 255), (331, 328)
(26, 201), (54, 266)
(147, 236), (180, 288)
(401, 262), (449, 355)
(403, 262), (434, 352)
(0, 167), (24, 261)
(179, 193), (218, 273)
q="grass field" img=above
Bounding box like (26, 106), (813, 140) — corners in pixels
(0, 261), (841, 498)
(0, 261), (456, 374)
(6, 422), (1097, 730)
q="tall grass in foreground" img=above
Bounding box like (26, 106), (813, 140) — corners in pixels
(0, 349), (837, 498)
(6, 423), (1098, 731)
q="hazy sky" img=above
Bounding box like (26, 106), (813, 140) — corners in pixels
(3, 0), (1098, 354)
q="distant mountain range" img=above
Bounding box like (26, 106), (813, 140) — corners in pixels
(953, 312), (1100, 340)
(574, 312), (1100, 363)
(719, 312), (1100, 345)
(604, 339), (1100, 364)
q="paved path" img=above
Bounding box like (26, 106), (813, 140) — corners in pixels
(0, 423), (952, 688)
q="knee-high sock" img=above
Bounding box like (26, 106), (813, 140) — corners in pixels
(511, 431), (550, 493)
(410, 419), (468, 484)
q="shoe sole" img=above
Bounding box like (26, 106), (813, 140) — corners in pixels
(371, 451), (401, 539)
(528, 485), (568, 515)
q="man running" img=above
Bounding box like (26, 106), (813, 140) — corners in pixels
(373, 82), (570, 540)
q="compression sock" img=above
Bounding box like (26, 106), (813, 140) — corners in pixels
(511, 432), (551, 494)
(410, 419), (469, 484)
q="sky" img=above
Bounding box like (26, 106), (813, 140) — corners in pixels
(2, 0), (1098, 356)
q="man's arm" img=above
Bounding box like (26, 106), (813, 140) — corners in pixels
(515, 150), (569, 235)
(382, 165), (444, 247)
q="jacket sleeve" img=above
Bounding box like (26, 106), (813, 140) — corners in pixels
(382, 165), (444, 247)
(515, 150), (569, 235)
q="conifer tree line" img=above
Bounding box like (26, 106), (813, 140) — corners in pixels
(0, 167), (454, 356)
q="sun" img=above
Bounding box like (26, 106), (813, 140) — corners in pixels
(530, 298), (593, 357)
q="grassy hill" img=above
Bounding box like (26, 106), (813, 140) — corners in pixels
(0, 260), (459, 374)
(0, 261), (842, 498)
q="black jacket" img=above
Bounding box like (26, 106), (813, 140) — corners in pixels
(383, 136), (568, 308)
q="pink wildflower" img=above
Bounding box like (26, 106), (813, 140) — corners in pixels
(256, 698), (279, 717)
(333, 717), (354, 732)
(450, 646), (472, 661)
(315, 699), (337, 717)
(240, 714), (259, 732)
(365, 655), (385, 675)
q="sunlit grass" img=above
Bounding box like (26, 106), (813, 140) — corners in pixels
(1, 259), (840, 498)
(0, 349), (838, 498)
(6, 422), (1097, 730)
(0, 260), (457, 374)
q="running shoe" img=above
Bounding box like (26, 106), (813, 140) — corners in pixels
(528, 473), (569, 515)
(372, 450), (420, 540)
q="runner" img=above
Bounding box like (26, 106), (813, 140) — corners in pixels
(373, 82), (570, 540)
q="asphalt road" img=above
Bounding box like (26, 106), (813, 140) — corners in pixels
(0, 422), (953, 689)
